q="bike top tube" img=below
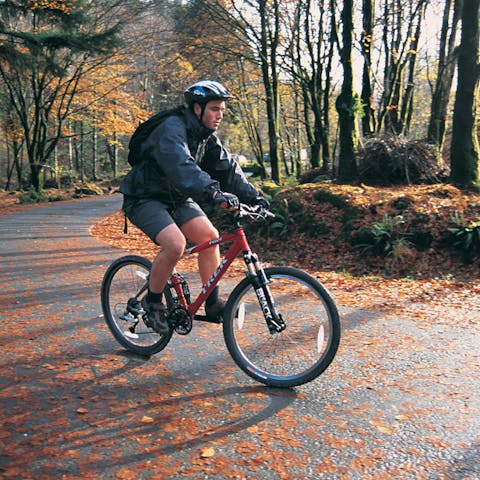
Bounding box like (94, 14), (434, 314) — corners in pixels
(183, 226), (250, 316)
(185, 227), (249, 256)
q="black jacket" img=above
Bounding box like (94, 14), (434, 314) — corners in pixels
(119, 106), (258, 206)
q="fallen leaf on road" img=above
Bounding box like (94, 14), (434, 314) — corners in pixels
(200, 447), (215, 458)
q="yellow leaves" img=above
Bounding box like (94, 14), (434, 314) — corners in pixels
(425, 436), (451, 450)
(162, 423), (177, 434)
(370, 422), (394, 435)
(115, 467), (138, 480)
(324, 432), (362, 449)
(199, 446), (216, 458)
(165, 57), (194, 78)
(141, 415), (154, 423)
(369, 418), (396, 435)
(71, 62), (151, 138)
(27, 0), (73, 15)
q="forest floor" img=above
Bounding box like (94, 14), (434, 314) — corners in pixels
(1, 183), (479, 320)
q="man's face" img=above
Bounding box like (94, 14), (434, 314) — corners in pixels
(194, 99), (226, 131)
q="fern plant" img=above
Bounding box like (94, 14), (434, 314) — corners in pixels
(353, 214), (407, 257)
(267, 198), (296, 238)
(447, 211), (480, 262)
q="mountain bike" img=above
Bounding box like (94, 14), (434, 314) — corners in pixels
(100, 204), (341, 388)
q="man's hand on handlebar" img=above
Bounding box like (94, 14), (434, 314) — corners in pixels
(252, 195), (270, 211)
(249, 196), (272, 219)
(213, 190), (240, 211)
(212, 191), (273, 219)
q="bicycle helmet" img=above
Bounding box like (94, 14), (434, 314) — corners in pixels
(184, 80), (234, 106)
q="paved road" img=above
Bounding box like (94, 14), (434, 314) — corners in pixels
(0, 196), (479, 479)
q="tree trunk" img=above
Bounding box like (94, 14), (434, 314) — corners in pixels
(361, 0), (376, 136)
(427, 0), (462, 151)
(259, 0), (281, 183)
(336, 0), (358, 182)
(450, 0), (480, 186)
(400, 6), (423, 136)
(92, 124), (98, 181)
(80, 121), (85, 183)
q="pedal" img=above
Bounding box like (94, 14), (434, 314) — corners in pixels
(194, 314), (223, 324)
(120, 313), (134, 321)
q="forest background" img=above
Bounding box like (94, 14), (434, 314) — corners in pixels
(0, 0), (479, 280)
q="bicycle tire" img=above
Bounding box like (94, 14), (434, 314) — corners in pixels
(223, 266), (340, 388)
(101, 255), (173, 356)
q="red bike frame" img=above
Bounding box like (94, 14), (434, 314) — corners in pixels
(169, 225), (251, 318)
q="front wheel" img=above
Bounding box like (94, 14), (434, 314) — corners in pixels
(223, 266), (340, 388)
(101, 255), (173, 356)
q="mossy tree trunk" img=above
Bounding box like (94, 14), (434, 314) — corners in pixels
(450, 0), (480, 186)
(335, 0), (358, 182)
(361, 0), (376, 136)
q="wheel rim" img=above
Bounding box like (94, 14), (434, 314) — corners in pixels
(227, 271), (339, 385)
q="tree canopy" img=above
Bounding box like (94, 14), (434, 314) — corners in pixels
(0, 0), (478, 190)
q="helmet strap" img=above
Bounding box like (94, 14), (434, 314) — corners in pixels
(199, 103), (207, 122)
(193, 102), (207, 123)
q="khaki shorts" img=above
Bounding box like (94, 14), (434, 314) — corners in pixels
(123, 196), (206, 243)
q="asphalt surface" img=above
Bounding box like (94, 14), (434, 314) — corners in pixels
(0, 196), (479, 479)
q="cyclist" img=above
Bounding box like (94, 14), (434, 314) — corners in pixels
(119, 80), (268, 333)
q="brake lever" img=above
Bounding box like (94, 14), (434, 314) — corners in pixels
(263, 209), (275, 219)
(238, 204), (274, 220)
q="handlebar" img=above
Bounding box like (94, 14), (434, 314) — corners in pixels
(235, 203), (275, 221)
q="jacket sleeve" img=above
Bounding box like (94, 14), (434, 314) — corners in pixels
(201, 135), (259, 203)
(143, 116), (220, 202)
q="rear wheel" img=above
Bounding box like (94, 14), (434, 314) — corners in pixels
(101, 255), (173, 356)
(223, 266), (340, 388)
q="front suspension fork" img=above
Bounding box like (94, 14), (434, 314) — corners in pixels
(244, 253), (286, 333)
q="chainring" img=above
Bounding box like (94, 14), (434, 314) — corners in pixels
(170, 307), (193, 335)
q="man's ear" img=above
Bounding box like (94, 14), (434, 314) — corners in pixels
(193, 103), (201, 118)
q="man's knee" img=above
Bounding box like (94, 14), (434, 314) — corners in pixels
(183, 216), (218, 243)
(204, 223), (219, 240)
(155, 225), (186, 259)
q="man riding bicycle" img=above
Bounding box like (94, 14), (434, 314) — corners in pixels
(119, 80), (268, 333)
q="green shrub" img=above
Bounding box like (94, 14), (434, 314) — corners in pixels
(19, 187), (48, 204)
(446, 211), (480, 262)
(313, 188), (359, 230)
(352, 214), (407, 257)
(266, 198), (297, 238)
(299, 215), (330, 237)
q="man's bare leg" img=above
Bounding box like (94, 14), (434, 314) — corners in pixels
(180, 216), (220, 285)
(149, 223), (187, 294)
